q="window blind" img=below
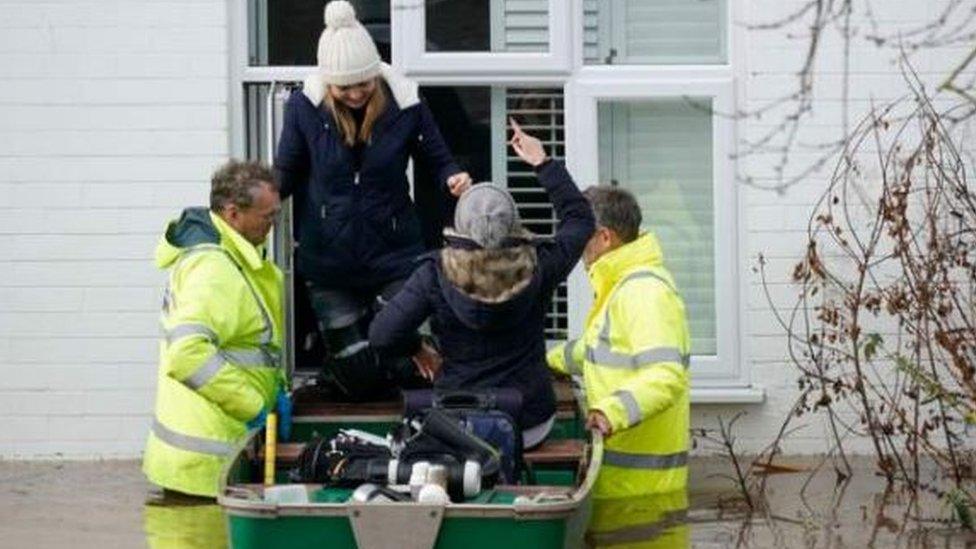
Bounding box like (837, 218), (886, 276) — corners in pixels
(598, 99), (717, 354)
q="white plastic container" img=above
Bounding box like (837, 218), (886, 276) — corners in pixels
(263, 484), (310, 504)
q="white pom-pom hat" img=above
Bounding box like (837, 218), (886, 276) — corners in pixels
(316, 0), (382, 86)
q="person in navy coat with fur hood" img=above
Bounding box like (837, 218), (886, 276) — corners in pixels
(369, 121), (596, 447)
(275, 1), (472, 400)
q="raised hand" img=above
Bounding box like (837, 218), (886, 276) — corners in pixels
(509, 117), (548, 167)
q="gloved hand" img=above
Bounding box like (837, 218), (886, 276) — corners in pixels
(246, 408), (267, 431)
(275, 389), (293, 441)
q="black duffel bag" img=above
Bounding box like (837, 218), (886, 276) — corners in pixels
(401, 388), (524, 484)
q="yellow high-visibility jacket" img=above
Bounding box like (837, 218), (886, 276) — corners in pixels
(144, 497), (227, 548)
(548, 233), (690, 499)
(142, 208), (284, 497)
(587, 490), (689, 548)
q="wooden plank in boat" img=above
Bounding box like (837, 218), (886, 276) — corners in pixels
(264, 439), (584, 467)
(296, 400), (402, 417)
(292, 378), (578, 418)
(523, 439), (585, 464)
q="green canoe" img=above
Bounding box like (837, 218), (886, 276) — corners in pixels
(218, 380), (602, 549)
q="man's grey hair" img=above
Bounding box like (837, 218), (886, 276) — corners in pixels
(209, 159), (278, 212)
(582, 185), (642, 243)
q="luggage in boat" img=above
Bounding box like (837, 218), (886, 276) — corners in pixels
(293, 409), (502, 501)
(402, 388), (524, 483)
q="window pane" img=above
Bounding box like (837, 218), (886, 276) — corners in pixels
(419, 85), (567, 339)
(414, 87), (493, 250)
(584, 0), (726, 65)
(425, 0), (549, 53)
(598, 99), (716, 354)
(250, 0), (391, 66)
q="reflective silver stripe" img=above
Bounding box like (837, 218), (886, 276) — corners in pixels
(182, 348), (278, 391)
(614, 390), (642, 427)
(151, 419), (234, 456)
(161, 285), (173, 314)
(164, 323), (218, 345)
(603, 449), (687, 470)
(335, 340), (370, 359)
(222, 348), (279, 367)
(239, 272), (274, 347)
(183, 354), (224, 390)
(563, 339), (582, 375)
(586, 344), (689, 370)
(590, 269), (689, 370)
(617, 270), (677, 295)
(184, 244), (224, 254)
(587, 510), (688, 545)
(599, 271), (677, 347)
(176, 244), (276, 348)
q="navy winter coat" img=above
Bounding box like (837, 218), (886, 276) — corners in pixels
(368, 161), (597, 429)
(274, 66), (460, 289)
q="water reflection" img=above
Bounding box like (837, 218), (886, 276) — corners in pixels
(587, 491), (690, 548)
(144, 491), (228, 549)
(687, 456), (976, 547)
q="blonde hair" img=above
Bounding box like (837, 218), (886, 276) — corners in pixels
(325, 78), (387, 147)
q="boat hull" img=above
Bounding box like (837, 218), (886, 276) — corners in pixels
(219, 385), (600, 549)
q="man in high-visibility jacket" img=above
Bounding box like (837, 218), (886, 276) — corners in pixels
(142, 160), (291, 498)
(144, 493), (227, 548)
(547, 185), (690, 499)
(587, 491), (689, 548)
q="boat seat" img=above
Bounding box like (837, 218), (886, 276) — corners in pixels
(293, 398), (403, 418)
(268, 442), (305, 465)
(523, 439), (585, 465)
(264, 438), (585, 468)
(292, 378), (580, 418)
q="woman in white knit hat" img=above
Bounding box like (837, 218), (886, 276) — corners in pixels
(275, 0), (471, 401)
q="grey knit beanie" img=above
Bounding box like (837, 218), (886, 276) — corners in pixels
(449, 184), (528, 249)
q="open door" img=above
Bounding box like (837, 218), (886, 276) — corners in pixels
(245, 81), (315, 386)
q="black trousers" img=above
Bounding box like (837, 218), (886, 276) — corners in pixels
(306, 280), (428, 401)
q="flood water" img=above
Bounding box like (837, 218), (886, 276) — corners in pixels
(0, 457), (973, 548)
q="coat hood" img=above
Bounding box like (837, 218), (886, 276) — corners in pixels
(436, 245), (541, 331)
(302, 62), (419, 110)
(155, 207), (265, 271)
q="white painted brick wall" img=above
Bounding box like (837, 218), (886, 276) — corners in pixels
(0, 0), (228, 458)
(1, 0), (972, 459)
(690, 0), (976, 456)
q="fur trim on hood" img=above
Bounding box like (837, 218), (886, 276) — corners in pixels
(441, 245), (538, 303)
(302, 62), (419, 109)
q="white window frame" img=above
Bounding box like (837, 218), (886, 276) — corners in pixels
(565, 74), (743, 388)
(562, 0), (758, 399)
(391, 0), (573, 80)
(596, 0), (728, 66)
(228, 0), (763, 401)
